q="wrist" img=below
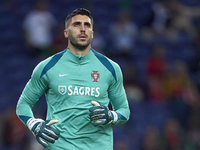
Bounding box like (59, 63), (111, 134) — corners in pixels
(26, 118), (44, 131)
(111, 111), (118, 124)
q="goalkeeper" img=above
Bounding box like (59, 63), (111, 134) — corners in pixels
(16, 8), (130, 150)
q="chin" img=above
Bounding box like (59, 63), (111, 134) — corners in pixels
(75, 43), (90, 50)
(78, 42), (89, 47)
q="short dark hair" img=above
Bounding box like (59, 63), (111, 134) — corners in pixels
(65, 8), (93, 29)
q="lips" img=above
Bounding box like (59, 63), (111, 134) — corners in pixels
(78, 34), (87, 39)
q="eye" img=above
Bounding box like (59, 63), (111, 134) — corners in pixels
(73, 22), (80, 27)
(85, 23), (91, 27)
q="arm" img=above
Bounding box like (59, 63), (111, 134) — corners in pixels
(108, 63), (130, 125)
(16, 61), (48, 124)
(16, 61), (60, 148)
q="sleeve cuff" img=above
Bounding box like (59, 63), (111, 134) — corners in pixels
(26, 118), (44, 130)
(111, 111), (118, 123)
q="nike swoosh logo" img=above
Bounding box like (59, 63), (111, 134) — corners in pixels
(59, 74), (69, 77)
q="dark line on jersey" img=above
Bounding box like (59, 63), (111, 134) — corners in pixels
(91, 49), (117, 81)
(40, 49), (67, 78)
(116, 112), (127, 121)
(18, 115), (31, 124)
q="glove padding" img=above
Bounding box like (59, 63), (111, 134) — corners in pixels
(27, 118), (60, 148)
(89, 101), (115, 127)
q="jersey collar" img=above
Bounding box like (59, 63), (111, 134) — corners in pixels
(65, 47), (94, 64)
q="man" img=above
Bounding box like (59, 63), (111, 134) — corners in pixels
(23, 0), (57, 57)
(16, 8), (130, 150)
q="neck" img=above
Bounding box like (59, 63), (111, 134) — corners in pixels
(68, 43), (91, 56)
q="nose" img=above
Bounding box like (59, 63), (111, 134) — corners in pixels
(80, 23), (85, 32)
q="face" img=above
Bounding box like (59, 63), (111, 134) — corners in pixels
(64, 15), (94, 50)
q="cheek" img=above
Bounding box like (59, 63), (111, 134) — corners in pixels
(68, 30), (77, 39)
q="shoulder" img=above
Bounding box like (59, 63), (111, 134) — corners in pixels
(91, 49), (122, 81)
(33, 49), (67, 78)
(32, 56), (53, 79)
(92, 49), (120, 68)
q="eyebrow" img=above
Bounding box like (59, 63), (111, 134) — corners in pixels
(72, 21), (81, 25)
(72, 21), (91, 26)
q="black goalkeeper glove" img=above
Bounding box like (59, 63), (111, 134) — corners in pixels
(89, 101), (118, 127)
(26, 118), (60, 148)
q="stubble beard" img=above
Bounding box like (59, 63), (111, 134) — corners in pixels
(68, 33), (92, 51)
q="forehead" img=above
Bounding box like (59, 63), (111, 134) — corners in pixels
(70, 15), (92, 24)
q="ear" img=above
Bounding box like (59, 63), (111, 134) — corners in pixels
(92, 31), (94, 39)
(64, 29), (68, 38)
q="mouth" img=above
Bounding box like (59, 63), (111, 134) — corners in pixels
(78, 34), (87, 40)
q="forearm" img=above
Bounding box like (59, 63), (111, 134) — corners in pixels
(16, 83), (41, 126)
(16, 96), (35, 126)
(16, 76), (45, 125)
(113, 106), (130, 125)
(111, 94), (130, 125)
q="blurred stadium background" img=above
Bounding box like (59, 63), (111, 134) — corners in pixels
(0, 0), (200, 149)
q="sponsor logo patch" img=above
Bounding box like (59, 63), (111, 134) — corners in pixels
(58, 86), (67, 95)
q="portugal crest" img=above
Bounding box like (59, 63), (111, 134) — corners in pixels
(58, 86), (67, 95)
(91, 71), (99, 82)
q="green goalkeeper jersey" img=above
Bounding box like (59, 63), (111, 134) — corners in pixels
(16, 48), (130, 150)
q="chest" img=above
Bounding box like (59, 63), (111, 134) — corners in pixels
(47, 61), (111, 98)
